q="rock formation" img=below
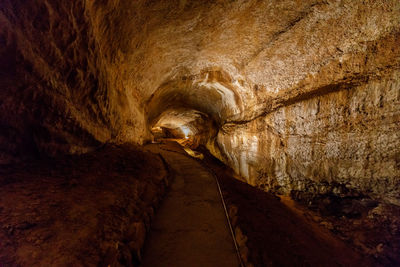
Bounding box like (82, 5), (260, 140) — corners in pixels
(0, 0), (399, 265)
(2, 0), (398, 203)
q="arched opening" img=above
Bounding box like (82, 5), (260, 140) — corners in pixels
(150, 108), (216, 150)
(145, 69), (245, 127)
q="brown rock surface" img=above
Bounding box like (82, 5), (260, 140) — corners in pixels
(201, 149), (381, 267)
(1, 0), (399, 265)
(215, 71), (400, 204)
(0, 144), (168, 266)
(1, 0), (398, 201)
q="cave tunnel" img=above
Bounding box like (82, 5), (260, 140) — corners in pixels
(0, 0), (400, 266)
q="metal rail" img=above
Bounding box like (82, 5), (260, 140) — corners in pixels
(208, 167), (245, 267)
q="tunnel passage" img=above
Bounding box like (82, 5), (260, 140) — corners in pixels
(145, 68), (247, 150)
(146, 69), (245, 127)
(1, 0), (400, 266)
(150, 108), (215, 148)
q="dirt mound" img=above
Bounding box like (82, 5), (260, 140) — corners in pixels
(0, 144), (169, 266)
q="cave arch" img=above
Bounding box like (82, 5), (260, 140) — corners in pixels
(145, 68), (245, 129)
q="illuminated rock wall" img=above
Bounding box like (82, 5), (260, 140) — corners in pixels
(215, 71), (400, 204)
(1, 0), (399, 202)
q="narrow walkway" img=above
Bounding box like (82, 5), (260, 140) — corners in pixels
(142, 144), (239, 267)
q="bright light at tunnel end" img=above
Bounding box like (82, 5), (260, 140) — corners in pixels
(180, 126), (190, 139)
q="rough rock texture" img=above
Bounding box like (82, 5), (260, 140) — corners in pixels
(0, 144), (168, 266)
(152, 108), (216, 148)
(1, 0), (399, 264)
(204, 1), (400, 205)
(216, 70), (400, 204)
(1, 0), (398, 202)
(201, 152), (378, 267)
(0, 0), (150, 164)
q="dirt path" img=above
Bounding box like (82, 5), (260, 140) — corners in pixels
(142, 144), (239, 267)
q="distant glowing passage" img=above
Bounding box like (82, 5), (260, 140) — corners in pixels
(180, 126), (191, 138)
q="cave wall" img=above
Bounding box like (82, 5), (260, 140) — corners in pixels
(0, 0), (150, 164)
(209, 1), (400, 204)
(1, 0), (399, 202)
(216, 70), (400, 204)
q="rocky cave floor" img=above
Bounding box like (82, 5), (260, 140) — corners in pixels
(0, 142), (399, 266)
(0, 144), (169, 266)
